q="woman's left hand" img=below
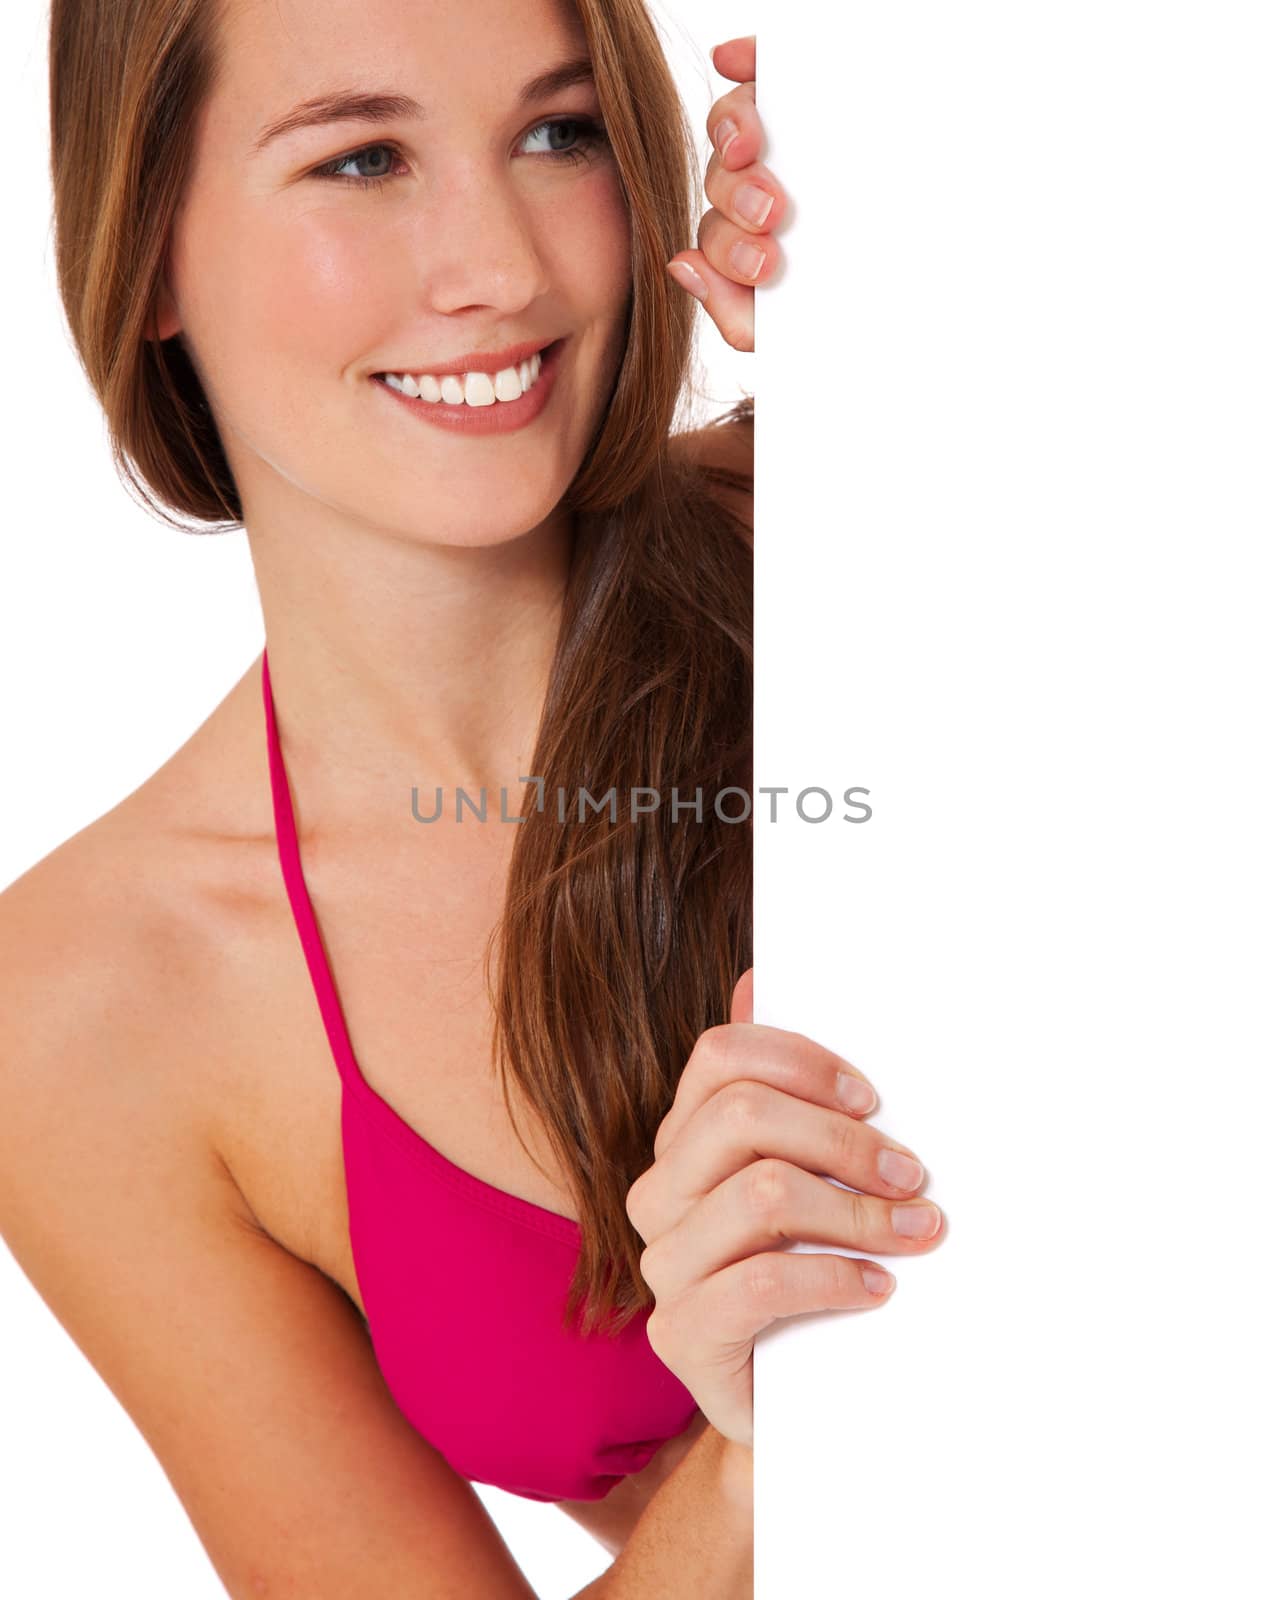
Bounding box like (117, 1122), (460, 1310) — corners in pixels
(666, 35), (787, 354)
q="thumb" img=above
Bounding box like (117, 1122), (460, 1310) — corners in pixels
(729, 966), (754, 1025)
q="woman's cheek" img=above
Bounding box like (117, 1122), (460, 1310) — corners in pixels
(247, 210), (389, 368)
(558, 167), (633, 284)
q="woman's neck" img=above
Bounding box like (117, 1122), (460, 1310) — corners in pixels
(246, 501), (574, 811)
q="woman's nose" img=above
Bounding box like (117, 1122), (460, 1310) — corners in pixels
(414, 169), (554, 317)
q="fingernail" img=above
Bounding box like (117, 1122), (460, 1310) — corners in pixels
(861, 1267), (895, 1295)
(835, 1071), (876, 1114)
(713, 117), (740, 160)
(892, 1202), (942, 1239)
(734, 184), (774, 227)
(878, 1149), (924, 1191)
(667, 260), (709, 303)
(729, 239), (766, 281)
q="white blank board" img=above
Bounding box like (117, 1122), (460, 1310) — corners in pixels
(752, 5), (1274, 1595)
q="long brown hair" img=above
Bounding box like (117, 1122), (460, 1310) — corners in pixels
(48, 0), (753, 1336)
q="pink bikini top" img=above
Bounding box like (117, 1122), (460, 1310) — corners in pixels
(261, 648), (698, 1503)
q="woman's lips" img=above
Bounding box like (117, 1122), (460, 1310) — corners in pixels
(372, 338), (566, 434)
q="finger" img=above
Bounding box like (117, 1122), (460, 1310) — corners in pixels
(677, 1248), (901, 1350)
(706, 81), (759, 171)
(703, 152), (786, 238)
(630, 1079), (925, 1241)
(654, 1021), (878, 1160)
(640, 1158), (945, 1303)
(665, 248), (754, 354)
(698, 207), (778, 288)
(657, 1246), (896, 1366)
(710, 36), (756, 86)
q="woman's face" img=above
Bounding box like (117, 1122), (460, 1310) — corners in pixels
(156, 0), (632, 547)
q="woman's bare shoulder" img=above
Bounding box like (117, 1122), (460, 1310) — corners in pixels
(0, 755), (275, 1148)
(669, 402), (754, 545)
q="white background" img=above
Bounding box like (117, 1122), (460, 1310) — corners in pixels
(0, 2), (749, 1595)
(753, 3), (1274, 1596)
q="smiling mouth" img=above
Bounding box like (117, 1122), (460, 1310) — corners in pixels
(372, 340), (563, 407)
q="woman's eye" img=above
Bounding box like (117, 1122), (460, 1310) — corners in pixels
(314, 143), (403, 189)
(312, 117), (609, 190)
(520, 116), (610, 166)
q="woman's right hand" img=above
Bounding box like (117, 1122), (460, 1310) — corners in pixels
(626, 968), (947, 1449)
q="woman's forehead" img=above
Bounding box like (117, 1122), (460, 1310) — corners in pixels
(213, 0), (588, 94)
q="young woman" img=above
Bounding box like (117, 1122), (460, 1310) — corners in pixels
(0, 2), (946, 1595)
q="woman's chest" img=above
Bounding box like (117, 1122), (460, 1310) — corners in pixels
(191, 835), (700, 1518)
(216, 872), (582, 1321)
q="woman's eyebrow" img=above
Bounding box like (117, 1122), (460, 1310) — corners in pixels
(250, 56), (596, 154)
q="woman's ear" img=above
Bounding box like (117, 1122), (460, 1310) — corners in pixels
(147, 270), (182, 342)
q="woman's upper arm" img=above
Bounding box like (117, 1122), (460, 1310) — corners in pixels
(0, 880), (538, 1600)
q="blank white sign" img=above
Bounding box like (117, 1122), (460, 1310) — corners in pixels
(752, 6), (1274, 1595)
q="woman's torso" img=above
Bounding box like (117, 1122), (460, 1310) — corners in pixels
(48, 651), (700, 1517)
(197, 659), (580, 1298)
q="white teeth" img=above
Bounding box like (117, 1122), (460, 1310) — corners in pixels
(464, 371), (496, 407)
(383, 348), (545, 406)
(494, 366), (523, 402)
